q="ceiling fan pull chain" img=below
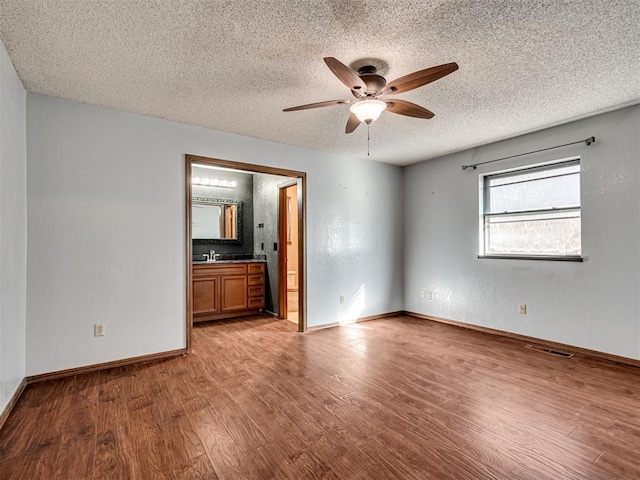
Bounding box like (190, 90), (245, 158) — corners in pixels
(367, 123), (370, 156)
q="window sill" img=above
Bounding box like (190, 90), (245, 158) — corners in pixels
(478, 254), (584, 262)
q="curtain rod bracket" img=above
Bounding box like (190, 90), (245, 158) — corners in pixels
(461, 136), (596, 172)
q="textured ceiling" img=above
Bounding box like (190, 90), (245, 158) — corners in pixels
(1, 1), (639, 166)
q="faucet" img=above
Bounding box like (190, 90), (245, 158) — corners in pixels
(209, 250), (216, 262)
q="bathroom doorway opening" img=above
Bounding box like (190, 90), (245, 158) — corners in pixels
(278, 181), (300, 324)
(185, 154), (306, 352)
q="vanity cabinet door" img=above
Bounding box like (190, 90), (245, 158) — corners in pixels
(193, 278), (219, 314)
(221, 275), (248, 312)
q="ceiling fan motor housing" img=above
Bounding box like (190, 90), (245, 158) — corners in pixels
(357, 65), (386, 96)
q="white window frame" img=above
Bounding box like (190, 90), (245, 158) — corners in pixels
(478, 157), (583, 261)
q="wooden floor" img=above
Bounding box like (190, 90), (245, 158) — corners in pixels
(2, 315), (640, 479)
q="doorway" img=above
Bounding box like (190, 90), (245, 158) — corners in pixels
(185, 154), (307, 352)
(279, 182), (300, 323)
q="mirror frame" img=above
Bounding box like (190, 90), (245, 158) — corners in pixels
(192, 196), (243, 245)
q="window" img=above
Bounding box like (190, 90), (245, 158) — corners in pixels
(480, 159), (581, 260)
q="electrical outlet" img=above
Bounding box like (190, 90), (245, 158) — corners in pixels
(519, 304), (527, 315)
(94, 323), (105, 336)
(340, 295), (345, 304)
(420, 290), (433, 300)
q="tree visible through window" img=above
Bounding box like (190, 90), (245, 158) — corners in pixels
(481, 159), (581, 258)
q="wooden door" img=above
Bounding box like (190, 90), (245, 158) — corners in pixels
(278, 182), (300, 323)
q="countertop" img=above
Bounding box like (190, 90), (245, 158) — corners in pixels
(192, 259), (266, 265)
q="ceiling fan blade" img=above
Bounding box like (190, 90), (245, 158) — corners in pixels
(324, 57), (367, 95)
(382, 62), (458, 95)
(345, 113), (360, 134)
(283, 99), (351, 112)
(386, 99), (435, 119)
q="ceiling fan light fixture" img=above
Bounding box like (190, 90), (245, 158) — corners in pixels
(350, 99), (387, 124)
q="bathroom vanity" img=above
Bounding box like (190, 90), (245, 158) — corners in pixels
(192, 260), (266, 323)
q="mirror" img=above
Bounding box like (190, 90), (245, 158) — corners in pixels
(192, 197), (243, 245)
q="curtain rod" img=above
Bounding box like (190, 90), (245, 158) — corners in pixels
(461, 136), (595, 171)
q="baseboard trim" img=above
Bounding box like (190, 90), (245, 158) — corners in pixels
(26, 348), (187, 384)
(0, 377), (27, 431)
(405, 311), (640, 369)
(308, 311), (403, 332)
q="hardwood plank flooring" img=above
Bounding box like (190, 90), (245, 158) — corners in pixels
(2, 314), (640, 479)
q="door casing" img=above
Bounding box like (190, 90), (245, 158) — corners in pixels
(185, 154), (307, 352)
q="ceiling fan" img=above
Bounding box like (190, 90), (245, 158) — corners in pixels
(283, 57), (459, 133)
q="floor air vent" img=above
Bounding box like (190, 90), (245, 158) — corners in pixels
(526, 344), (573, 358)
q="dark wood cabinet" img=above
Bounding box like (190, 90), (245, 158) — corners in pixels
(192, 262), (265, 323)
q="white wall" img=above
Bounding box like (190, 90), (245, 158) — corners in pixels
(404, 105), (640, 360)
(0, 41), (26, 413)
(26, 93), (404, 376)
